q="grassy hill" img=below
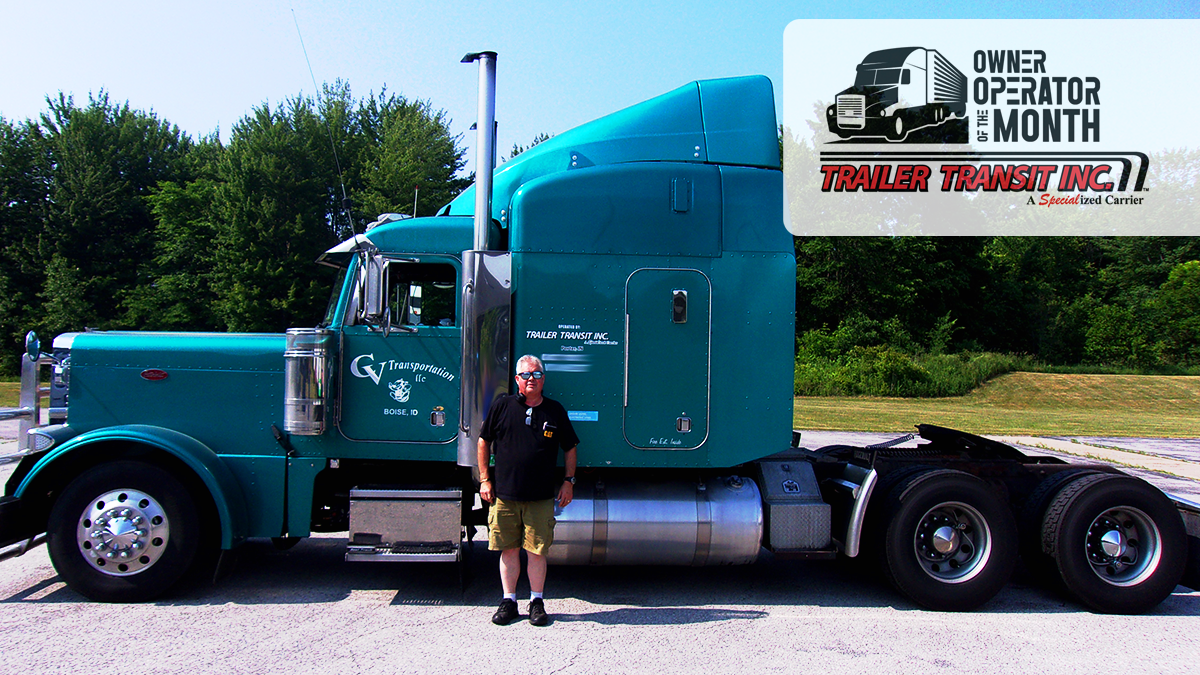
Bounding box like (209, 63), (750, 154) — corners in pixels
(794, 372), (1200, 437)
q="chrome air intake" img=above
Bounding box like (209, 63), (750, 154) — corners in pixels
(283, 328), (336, 435)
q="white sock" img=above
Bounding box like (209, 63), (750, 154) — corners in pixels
(530, 592), (544, 601)
(504, 593), (517, 602)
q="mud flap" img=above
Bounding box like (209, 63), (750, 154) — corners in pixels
(0, 495), (31, 550)
(1172, 496), (1200, 591)
(1186, 535), (1200, 592)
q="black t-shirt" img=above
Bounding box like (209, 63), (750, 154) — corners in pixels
(480, 394), (580, 501)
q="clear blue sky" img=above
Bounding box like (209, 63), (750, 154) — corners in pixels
(3, 1), (1195, 174)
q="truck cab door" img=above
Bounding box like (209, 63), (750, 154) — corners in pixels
(623, 268), (710, 449)
(339, 257), (461, 443)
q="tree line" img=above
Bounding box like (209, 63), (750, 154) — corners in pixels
(0, 83), (468, 373)
(790, 236), (1199, 396)
(793, 236), (1199, 367)
(0, 88), (1196, 381)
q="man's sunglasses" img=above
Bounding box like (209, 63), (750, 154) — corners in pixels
(516, 371), (544, 381)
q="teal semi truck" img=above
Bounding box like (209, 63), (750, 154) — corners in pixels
(2, 53), (1197, 613)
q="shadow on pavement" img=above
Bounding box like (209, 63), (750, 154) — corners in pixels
(4, 538), (1198, 617)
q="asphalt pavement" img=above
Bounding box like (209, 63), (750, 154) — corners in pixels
(3, 425), (1200, 674)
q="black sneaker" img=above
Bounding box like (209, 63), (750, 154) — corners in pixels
(528, 597), (549, 626)
(492, 599), (518, 625)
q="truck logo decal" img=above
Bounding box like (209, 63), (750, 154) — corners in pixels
(388, 379), (412, 403)
(349, 353), (456, 386)
(825, 47), (968, 144)
(782, 21), (1187, 236)
(350, 354), (384, 385)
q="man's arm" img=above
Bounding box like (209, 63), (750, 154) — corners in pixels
(556, 446), (577, 508)
(477, 437), (494, 504)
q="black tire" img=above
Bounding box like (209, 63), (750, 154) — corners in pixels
(1018, 469), (1102, 588)
(881, 469), (1018, 611)
(887, 114), (907, 141)
(1042, 473), (1187, 614)
(48, 461), (201, 602)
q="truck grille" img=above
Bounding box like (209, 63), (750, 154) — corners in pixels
(836, 95), (866, 129)
(837, 95), (865, 118)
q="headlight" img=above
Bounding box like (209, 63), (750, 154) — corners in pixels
(53, 359), (69, 388)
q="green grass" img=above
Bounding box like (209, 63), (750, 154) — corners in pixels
(0, 381), (19, 408)
(0, 381), (49, 409)
(794, 372), (1200, 437)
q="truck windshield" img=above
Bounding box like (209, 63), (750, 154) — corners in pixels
(874, 69), (901, 84)
(854, 68), (902, 87)
(319, 267), (348, 328)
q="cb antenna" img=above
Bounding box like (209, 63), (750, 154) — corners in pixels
(292, 9), (356, 234)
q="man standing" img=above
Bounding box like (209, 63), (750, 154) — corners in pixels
(478, 355), (579, 626)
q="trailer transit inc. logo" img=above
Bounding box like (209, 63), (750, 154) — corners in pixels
(782, 20), (1198, 236)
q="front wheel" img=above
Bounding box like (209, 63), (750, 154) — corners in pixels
(48, 461), (202, 602)
(1043, 474), (1187, 614)
(881, 469), (1018, 611)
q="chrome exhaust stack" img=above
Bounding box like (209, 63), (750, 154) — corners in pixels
(462, 51), (497, 251)
(458, 51), (511, 470)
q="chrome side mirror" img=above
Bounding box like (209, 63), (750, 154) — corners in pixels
(24, 331), (39, 361)
(363, 254), (387, 321)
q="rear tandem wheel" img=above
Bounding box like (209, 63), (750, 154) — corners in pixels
(1018, 468), (1103, 588)
(880, 469), (1018, 611)
(1041, 473), (1187, 614)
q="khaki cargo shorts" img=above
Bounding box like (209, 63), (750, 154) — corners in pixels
(488, 498), (556, 556)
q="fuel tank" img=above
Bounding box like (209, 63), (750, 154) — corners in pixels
(546, 476), (762, 566)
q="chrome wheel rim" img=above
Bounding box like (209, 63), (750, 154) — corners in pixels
(913, 501), (992, 583)
(75, 489), (170, 576)
(1084, 506), (1161, 587)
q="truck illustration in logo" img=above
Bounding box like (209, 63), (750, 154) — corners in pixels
(826, 47), (967, 142)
